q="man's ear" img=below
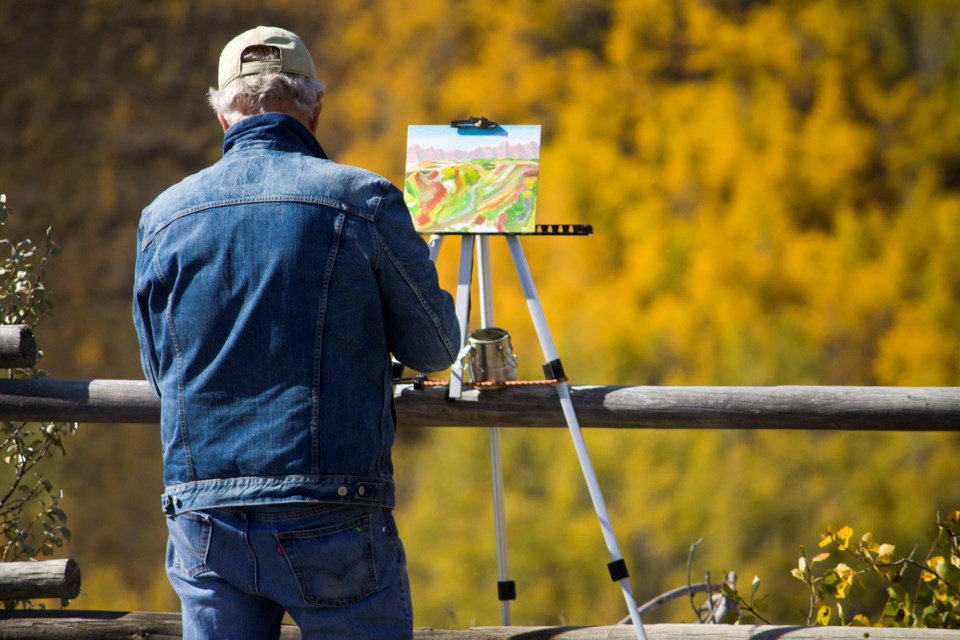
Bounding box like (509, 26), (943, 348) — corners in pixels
(217, 113), (230, 133)
(308, 101), (322, 132)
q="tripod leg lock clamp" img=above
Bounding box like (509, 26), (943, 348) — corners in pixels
(497, 580), (517, 601)
(607, 558), (630, 582)
(542, 358), (566, 380)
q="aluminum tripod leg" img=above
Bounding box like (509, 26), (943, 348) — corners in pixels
(427, 234), (444, 263)
(447, 235), (474, 400)
(505, 236), (648, 640)
(476, 235), (514, 626)
(430, 233), (514, 624)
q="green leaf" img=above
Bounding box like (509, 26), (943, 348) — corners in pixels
(922, 606), (940, 627)
(752, 593), (769, 613)
(822, 569), (842, 596)
(936, 558), (960, 586)
(888, 583), (907, 601)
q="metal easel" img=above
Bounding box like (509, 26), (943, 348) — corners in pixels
(426, 226), (648, 640)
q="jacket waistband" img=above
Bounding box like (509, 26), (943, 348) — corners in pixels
(161, 475), (394, 515)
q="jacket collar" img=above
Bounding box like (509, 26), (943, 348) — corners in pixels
(222, 112), (328, 159)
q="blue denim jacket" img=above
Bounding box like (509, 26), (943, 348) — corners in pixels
(133, 113), (459, 515)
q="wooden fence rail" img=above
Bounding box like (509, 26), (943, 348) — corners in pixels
(0, 378), (958, 431)
(1, 379), (958, 638)
(0, 560), (80, 602)
(1, 612), (960, 639)
(0, 325), (36, 369)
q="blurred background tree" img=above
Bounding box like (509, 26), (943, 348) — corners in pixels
(0, 0), (958, 626)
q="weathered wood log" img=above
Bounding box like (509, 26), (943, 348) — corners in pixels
(395, 383), (960, 430)
(421, 626), (960, 639)
(0, 612), (957, 640)
(0, 379), (158, 424)
(0, 326), (36, 369)
(0, 378), (959, 432)
(0, 610), (187, 640)
(0, 559), (80, 601)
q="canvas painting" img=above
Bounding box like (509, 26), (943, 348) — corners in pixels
(404, 124), (541, 234)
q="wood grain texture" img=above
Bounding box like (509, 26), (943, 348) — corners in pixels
(0, 326), (36, 369)
(0, 613), (957, 639)
(1, 378), (958, 432)
(0, 559), (80, 600)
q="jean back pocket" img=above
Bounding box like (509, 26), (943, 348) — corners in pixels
(166, 511), (213, 579)
(275, 513), (378, 607)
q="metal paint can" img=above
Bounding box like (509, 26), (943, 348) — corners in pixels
(464, 327), (518, 385)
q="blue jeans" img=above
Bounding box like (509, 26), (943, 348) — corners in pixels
(165, 503), (413, 639)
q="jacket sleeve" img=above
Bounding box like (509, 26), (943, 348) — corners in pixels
(373, 183), (460, 373)
(131, 224), (162, 399)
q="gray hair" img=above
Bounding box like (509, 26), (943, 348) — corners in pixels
(208, 46), (326, 127)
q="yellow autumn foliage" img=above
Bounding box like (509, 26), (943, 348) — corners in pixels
(1, 0), (959, 627)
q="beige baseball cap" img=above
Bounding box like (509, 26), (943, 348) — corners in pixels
(217, 26), (318, 90)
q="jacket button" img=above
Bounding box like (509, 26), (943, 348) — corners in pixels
(357, 486), (366, 496)
(337, 486), (348, 497)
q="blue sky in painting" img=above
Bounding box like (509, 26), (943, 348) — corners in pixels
(406, 124), (541, 153)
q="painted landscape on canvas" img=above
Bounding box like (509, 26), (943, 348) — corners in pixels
(404, 125), (541, 233)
